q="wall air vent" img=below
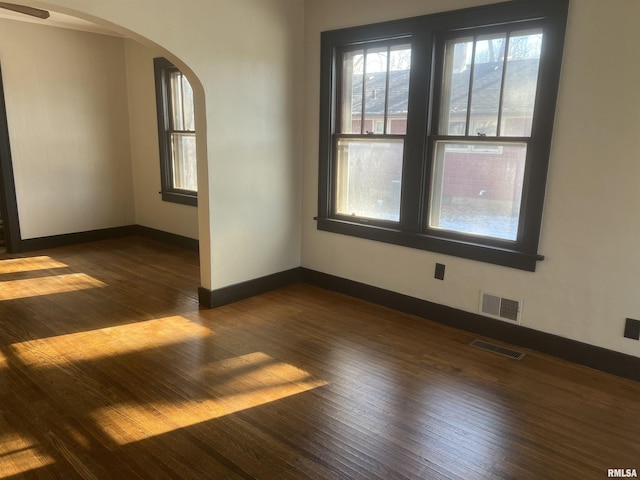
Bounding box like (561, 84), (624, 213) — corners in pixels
(479, 291), (522, 323)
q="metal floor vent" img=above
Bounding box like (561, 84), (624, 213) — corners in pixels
(469, 339), (526, 360)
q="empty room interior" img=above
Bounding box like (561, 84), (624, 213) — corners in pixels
(0, 0), (639, 478)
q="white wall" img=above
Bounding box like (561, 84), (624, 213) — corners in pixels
(301, 0), (640, 358)
(124, 39), (199, 240)
(32, 0), (304, 291)
(0, 18), (135, 239)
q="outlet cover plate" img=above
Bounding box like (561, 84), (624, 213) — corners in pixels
(624, 318), (640, 340)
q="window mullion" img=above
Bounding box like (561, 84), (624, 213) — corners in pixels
(400, 30), (432, 233)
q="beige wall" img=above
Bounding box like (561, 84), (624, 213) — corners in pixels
(0, 19), (200, 242)
(30, 0), (304, 291)
(0, 18), (135, 239)
(301, 0), (640, 357)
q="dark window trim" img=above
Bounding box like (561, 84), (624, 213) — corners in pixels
(153, 57), (197, 207)
(0, 61), (22, 253)
(317, 0), (568, 271)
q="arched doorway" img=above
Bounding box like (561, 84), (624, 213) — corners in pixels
(0, 1), (213, 292)
(0, 7), (205, 260)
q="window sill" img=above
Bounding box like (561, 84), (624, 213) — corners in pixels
(161, 191), (198, 207)
(315, 217), (543, 271)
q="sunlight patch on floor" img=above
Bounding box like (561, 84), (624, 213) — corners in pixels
(0, 256), (68, 275)
(90, 352), (327, 445)
(10, 316), (213, 367)
(0, 273), (106, 301)
(0, 432), (55, 478)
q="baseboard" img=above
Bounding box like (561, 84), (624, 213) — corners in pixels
(19, 225), (199, 253)
(300, 268), (640, 382)
(132, 225), (199, 251)
(199, 268), (302, 308)
(20, 226), (138, 252)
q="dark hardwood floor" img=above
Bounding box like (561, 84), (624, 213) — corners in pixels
(0, 237), (638, 479)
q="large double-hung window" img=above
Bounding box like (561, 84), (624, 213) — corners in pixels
(317, 0), (568, 271)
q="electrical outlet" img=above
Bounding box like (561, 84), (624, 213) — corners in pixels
(624, 318), (640, 340)
(435, 263), (445, 280)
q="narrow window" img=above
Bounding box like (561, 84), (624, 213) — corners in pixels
(154, 57), (197, 206)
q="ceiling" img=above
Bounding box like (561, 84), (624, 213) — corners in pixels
(0, 6), (122, 37)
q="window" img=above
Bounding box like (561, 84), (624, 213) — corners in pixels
(154, 57), (197, 206)
(317, 0), (569, 271)
(334, 41), (411, 222)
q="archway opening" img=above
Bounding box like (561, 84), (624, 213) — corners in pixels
(0, 4), (209, 287)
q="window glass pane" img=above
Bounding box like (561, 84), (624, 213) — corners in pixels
(171, 133), (197, 191)
(340, 50), (364, 134)
(170, 71), (184, 130)
(170, 72), (195, 132)
(469, 34), (506, 137)
(181, 75), (195, 131)
(363, 47), (388, 134)
(340, 45), (411, 135)
(440, 38), (473, 135)
(387, 44), (411, 134)
(500, 30), (543, 136)
(429, 141), (526, 241)
(335, 138), (404, 221)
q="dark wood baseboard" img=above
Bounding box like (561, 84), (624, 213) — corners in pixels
(132, 225), (199, 251)
(300, 268), (640, 382)
(19, 225), (199, 253)
(20, 226), (138, 252)
(199, 268), (302, 309)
